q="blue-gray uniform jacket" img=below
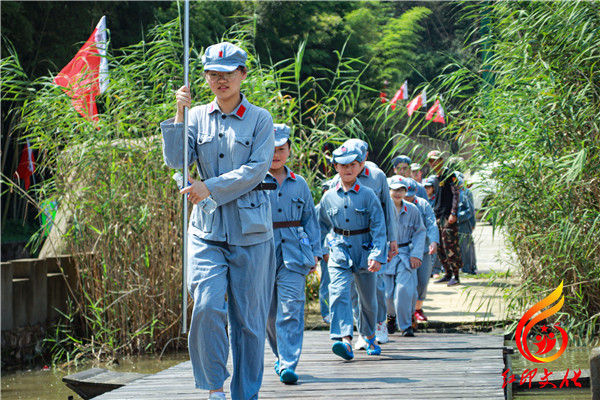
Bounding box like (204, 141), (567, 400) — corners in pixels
(385, 201), (426, 275)
(328, 161), (397, 244)
(318, 179), (388, 269)
(160, 94), (274, 246)
(265, 167), (322, 275)
(457, 189), (476, 234)
(412, 196), (439, 250)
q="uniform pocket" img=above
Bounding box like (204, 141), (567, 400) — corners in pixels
(196, 133), (216, 165)
(291, 197), (305, 220)
(354, 207), (368, 226)
(326, 207), (340, 226)
(232, 134), (252, 168)
(236, 192), (269, 234)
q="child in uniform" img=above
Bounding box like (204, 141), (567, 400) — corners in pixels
(402, 178), (439, 324)
(325, 139), (398, 347)
(265, 124), (321, 384)
(318, 144), (388, 360)
(384, 176), (426, 337)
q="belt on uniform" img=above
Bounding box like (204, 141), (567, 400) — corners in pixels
(333, 227), (370, 236)
(253, 182), (277, 191)
(397, 242), (410, 248)
(273, 220), (302, 229)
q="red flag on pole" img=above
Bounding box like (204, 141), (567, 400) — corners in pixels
(426, 99), (446, 124)
(390, 80), (408, 110)
(54, 16), (108, 122)
(407, 89), (427, 116)
(15, 139), (35, 190)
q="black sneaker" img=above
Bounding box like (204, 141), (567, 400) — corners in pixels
(447, 277), (461, 286)
(402, 327), (415, 337)
(434, 274), (452, 284)
(386, 315), (397, 334)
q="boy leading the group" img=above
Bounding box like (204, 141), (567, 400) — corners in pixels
(318, 144), (388, 360)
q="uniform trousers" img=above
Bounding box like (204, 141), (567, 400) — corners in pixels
(384, 254), (417, 331)
(266, 251), (306, 372)
(351, 270), (387, 330)
(319, 258), (330, 319)
(329, 265), (377, 340)
(459, 232), (477, 274)
(416, 252), (432, 301)
(187, 235), (275, 400)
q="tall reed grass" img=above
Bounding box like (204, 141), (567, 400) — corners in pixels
(433, 1), (600, 343)
(2, 16), (373, 363)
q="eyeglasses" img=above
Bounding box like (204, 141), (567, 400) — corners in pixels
(204, 70), (239, 83)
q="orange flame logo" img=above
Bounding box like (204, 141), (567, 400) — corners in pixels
(515, 281), (568, 363)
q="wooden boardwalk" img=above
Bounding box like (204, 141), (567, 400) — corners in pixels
(95, 331), (506, 399)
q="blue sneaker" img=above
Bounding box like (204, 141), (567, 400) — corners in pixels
(279, 368), (298, 384)
(274, 360), (280, 375)
(365, 336), (381, 356)
(332, 341), (354, 360)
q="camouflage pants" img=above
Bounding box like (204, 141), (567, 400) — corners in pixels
(436, 217), (463, 277)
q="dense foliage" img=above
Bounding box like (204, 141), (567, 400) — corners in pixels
(439, 1), (600, 341)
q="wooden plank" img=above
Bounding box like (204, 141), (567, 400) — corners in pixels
(94, 332), (506, 399)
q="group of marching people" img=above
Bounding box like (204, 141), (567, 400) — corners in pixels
(161, 41), (476, 400)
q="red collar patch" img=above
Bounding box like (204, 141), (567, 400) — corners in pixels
(290, 171), (296, 180)
(336, 182), (341, 191)
(364, 167), (370, 176)
(404, 205), (408, 212)
(219, 50), (223, 58)
(208, 103), (215, 113)
(353, 184), (360, 192)
(236, 104), (247, 118)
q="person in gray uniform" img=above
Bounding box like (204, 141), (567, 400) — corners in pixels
(392, 155), (428, 200)
(318, 144), (388, 360)
(317, 178), (335, 324)
(455, 172), (477, 275)
(325, 139), (398, 347)
(384, 176), (426, 337)
(265, 124), (321, 384)
(161, 42), (275, 400)
(402, 177), (439, 324)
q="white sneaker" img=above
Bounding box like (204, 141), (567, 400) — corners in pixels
(354, 335), (368, 350)
(376, 322), (389, 344)
(208, 392), (226, 400)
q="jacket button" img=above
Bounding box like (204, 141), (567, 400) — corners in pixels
(278, 208), (282, 212)
(221, 115), (226, 119)
(348, 245), (352, 248)
(281, 239), (286, 243)
(278, 193), (282, 197)
(245, 141), (250, 145)
(219, 133), (224, 137)
(219, 153), (224, 158)
(344, 205), (347, 208)
(346, 219), (349, 222)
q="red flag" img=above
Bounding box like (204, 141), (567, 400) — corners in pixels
(426, 99), (446, 124)
(15, 139), (35, 190)
(54, 16), (108, 122)
(407, 89), (427, 116)
(390, 80), (408, 110)
(380, 91), (387, 103)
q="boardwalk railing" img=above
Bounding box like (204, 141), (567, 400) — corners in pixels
(1, 255), (77, 331)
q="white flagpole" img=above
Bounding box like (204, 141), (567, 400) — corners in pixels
(181, 0), (190, 335)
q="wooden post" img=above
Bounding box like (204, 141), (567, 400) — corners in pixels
(1, 262), (13, 330)
(12, 258), (47, 325)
